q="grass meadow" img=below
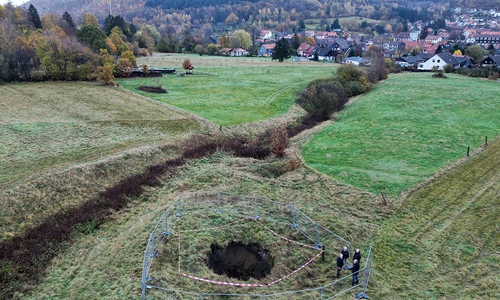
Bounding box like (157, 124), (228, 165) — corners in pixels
(303, 72), (500, 195)
(1, 57), (499, 299)
(0, 82), (199, 240)
(117, 54), (335, 126)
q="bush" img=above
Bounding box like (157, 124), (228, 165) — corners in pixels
(295, 82), (348, 120)
(443, 64), (454, 73)
(332, 64), (372, 97)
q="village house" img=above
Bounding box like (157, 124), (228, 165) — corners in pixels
(258, 44), (275, 57)
(417, 52), (461, 70)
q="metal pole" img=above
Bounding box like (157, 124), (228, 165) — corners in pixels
(177, 195), (183, 217)
(291, 206), (298, 229)
(315, 223), (322, 248)
(217, 190), (221, 213)
(254, 197), (259, 219)
(163, 212), (170, 235)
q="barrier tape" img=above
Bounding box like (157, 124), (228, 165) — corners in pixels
(252, 218), (316, 249)
(266, 250), (324, 286)
(179, 273), (266, 287)
(177, 216), (323, 287)
(179, 250), (324, 287)
(178, 217), (252, 233)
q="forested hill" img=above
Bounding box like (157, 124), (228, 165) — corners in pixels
(16, 0), (500, 29)
(145, 0), (260, 10)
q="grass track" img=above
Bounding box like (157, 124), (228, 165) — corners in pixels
(303, 72), (500, 195)
(372, 137), (500, 298)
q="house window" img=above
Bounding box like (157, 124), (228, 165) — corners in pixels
(437, 59), (440, 63)
(432, 59), (435, 62)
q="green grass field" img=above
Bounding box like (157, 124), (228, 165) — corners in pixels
(2, 60), (500, 299)
(117, 54), (335, 126)
(303, 73), (500, 195)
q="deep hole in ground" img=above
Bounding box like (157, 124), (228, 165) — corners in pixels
(207, 241), (272, 281)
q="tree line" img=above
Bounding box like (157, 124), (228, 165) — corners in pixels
(0, 3), (148, 84)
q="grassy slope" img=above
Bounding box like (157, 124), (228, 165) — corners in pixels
(117, 54), (335, 126)
(5, 66), (499, 299)
(303, 73), (500, 195)
(0, 82), (199, 241)
(372, 138), (500, 299)
(0, 81), (198, 190)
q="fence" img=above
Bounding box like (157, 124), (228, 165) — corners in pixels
(141, 191), (373, 299)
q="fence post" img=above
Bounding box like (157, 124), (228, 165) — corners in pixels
(177, 195), (183, 217)
(315, 223), (322, 248)
(467, 146), (470, 157)
(162, 212), (170, 236)
(290, 206), (298, 229)
(485, 136), (488, 146)
(363, 246), (373, 294)
(321, 287), (325, 300)
(254, 196), (259, 219)
(217, 190), (221, 213)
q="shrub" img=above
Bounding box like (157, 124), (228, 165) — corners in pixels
(295, 82), (348, 120)
(443, 64), (454, 73)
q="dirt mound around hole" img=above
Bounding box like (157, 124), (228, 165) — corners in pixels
(207, 241), (272, 281)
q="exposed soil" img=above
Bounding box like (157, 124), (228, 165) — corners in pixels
(207, 241), (272, 281)
(136, 86), (167, 93)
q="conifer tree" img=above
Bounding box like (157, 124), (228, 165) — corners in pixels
(28, 4), (42, 29)
(272, 38), (291, 62)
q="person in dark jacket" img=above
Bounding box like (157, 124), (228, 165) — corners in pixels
(353, 248), (361, 263)
(351, 259), (360, 286)
(336, 253), (344, 278)
(341, 246), (349, 269)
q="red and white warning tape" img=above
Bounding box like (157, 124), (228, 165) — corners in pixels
(179, 273), (266, 287)
(266, 250), (324, 286)
(252, 218), (316, 249)
(179, 250), (324, 287)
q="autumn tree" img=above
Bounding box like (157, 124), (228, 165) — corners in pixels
(218, 32), (231, 48)
(207, 43), (218, 55)
(182, 59), (193, 73)
(109, 27), (130, 55)
(232, 29), (252, 49)
(97, 49), (115, 85)
(194, 44), (206, 55)
(364, 44), (387, 83)
(272, 38), (291, 62)
(36, 27), (96, 81)
(82, 13), (99, 27)
(225, 12), (239, 26)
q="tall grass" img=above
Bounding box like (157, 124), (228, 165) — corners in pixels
(303, 73), (500, 195)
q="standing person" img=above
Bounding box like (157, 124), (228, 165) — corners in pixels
(351, 259), (360, 286)
(336, 253), (343, 278)
(353, 248), (361, 263)
(341, 246), (349, 269)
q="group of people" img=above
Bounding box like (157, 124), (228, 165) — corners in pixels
(336, 246), (362, 286)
